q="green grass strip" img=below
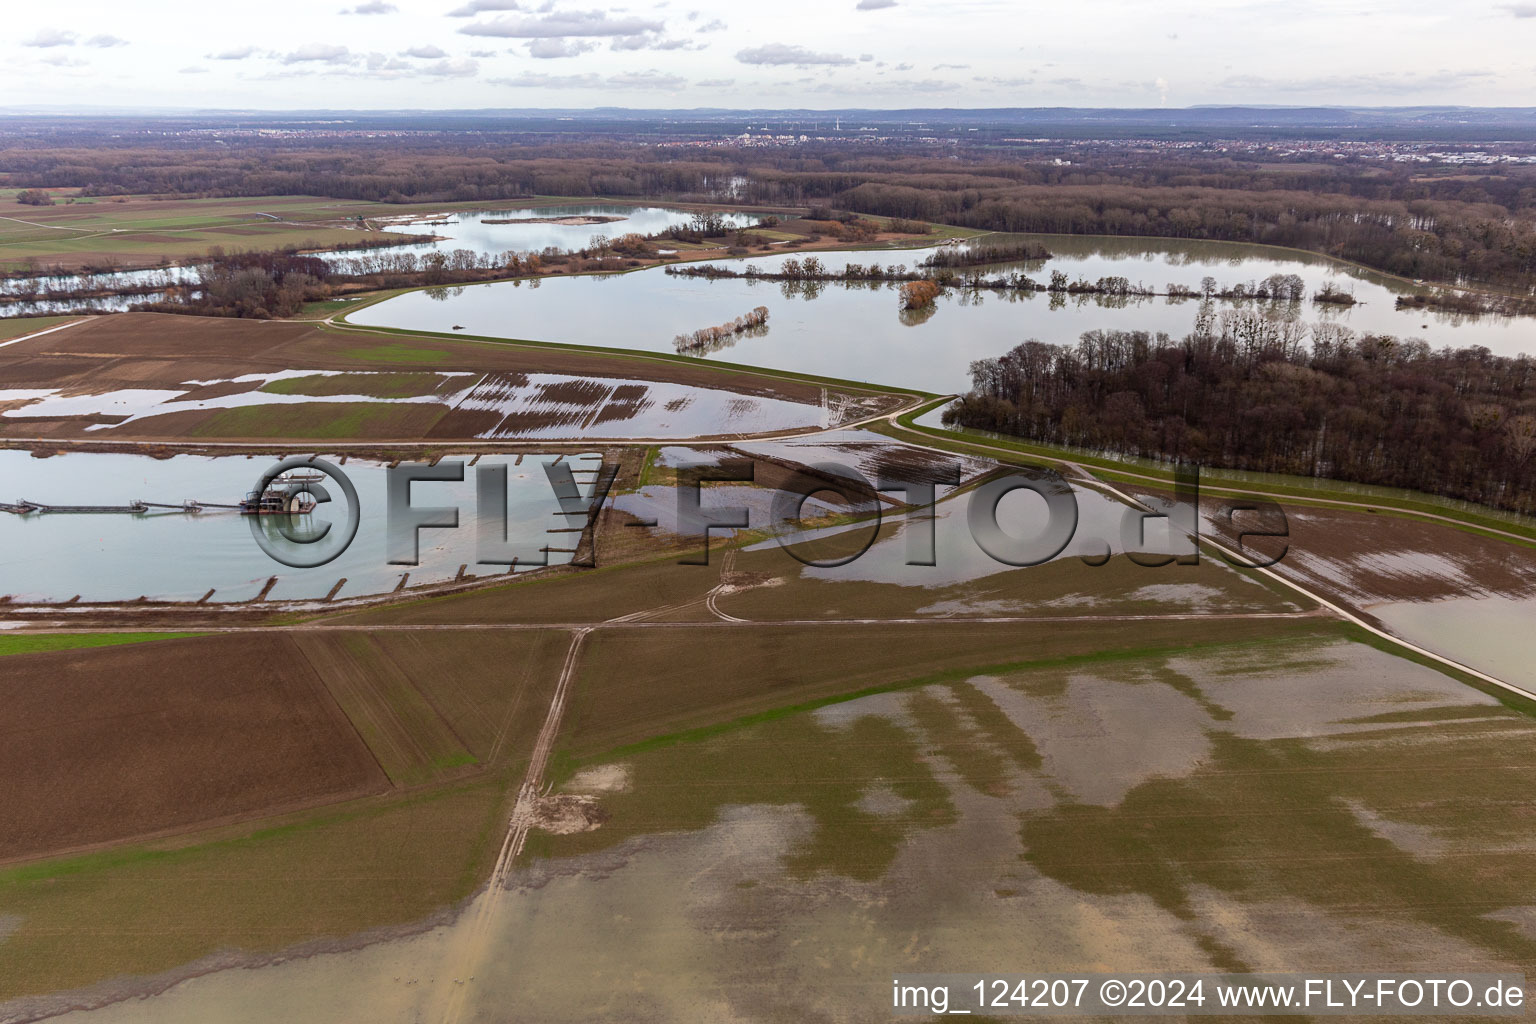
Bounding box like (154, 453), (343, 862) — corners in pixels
(0, 632), (204, 657)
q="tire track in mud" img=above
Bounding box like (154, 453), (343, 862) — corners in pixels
(433, 625), (589, 1024)
(705, 547), (747, 623)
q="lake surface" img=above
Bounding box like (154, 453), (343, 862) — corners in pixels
(0, 450), (598, 603)
(352, 235), (1536, 394)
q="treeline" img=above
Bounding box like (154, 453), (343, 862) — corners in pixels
(134, 244), (650, 318)
(919, 241), (1052, 268)
(945, 310), (1536, 513)
(673, 306), (769, 355)
(664, 260), (1339, 307)
(1396, 290), (1536, 317)
(5, 138), (1536, 292)
(833, 181), (1536, 293)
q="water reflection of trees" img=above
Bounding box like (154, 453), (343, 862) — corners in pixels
(898, 304), (938, 327)
(778, 278), (827, 301)
(672, 322), (769, 355)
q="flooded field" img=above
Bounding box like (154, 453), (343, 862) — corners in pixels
(1373, 595), (1536, 692)
(0, 205), (759, 318)
(352, 235), (1536, 393)
(29, 631), (1536, 1024)
(0, 449), (598, 603)
(0, 267), (198, 317)
(0, 368), (835, 440)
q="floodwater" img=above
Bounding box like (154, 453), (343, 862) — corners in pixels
(335, 204), (760, 263)
(1370, 594), (1536, 692)
(0, 369), (829, 439)
(0, 449), (598, 603)
(0, 266), (198, 316)
(352, 235), (1536, 394)
(0, 206), (755, 317)
(30, 639), (1521, 1024)
(739, 480), (1186, 586)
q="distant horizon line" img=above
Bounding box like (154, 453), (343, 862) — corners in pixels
(5, 103), (1536, 117)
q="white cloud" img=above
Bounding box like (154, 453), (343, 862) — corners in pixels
(179, 66), (210, 74)
(460, 10), (665, 37)
(1498, 3), (1536, 15)
(608, 69), (686, 89)
(697, 77), (734, 87)
(365, 52), (412, 71)
(448, 0), (522, 15)
(209, 45), (258, 60)
(609, 33), (696, 52)
(22, 29), (78, 48)
(281, 43), (355, 65)
(736, 43), (855, 67)
(341, 0), (398, 11)
(421, 57), (480, 77)
(401, 45), (449, 58)
(490, 71), (603, 87)
(87, 35), (128, 48)
(527, 38), (598, 57)
(856, 0), (897, 8)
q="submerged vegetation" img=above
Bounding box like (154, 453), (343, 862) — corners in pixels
(673, 305), (770, 354)
(918, 240), (1052, 268)
(898, 279), (941, 309)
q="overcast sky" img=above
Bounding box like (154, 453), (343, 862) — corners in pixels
(6, 0), (1536, 111)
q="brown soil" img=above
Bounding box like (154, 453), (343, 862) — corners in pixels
(1207, 500), (1536, 606)
(0, 634), (388, 864)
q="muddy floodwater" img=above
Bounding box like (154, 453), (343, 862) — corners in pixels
(32, 636), (1530, 1024)
(352, 235), (1536, 393)
(0, 449), (597, 603)
(0, 368), (834, 440)
(1371, 595), (1536, 692)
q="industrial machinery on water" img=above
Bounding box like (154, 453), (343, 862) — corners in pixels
(239, 472), (322, 515)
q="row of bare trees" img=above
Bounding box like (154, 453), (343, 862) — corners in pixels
(672, 306), (770, 355)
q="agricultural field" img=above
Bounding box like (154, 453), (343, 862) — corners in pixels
(0, 195), (399, 272)
(1, 186), (1534, 1024)
(0, 316), (77, 341)
(5, 502), (1529, 1021)
(0, 628), (573, 1003)
(0, 313), (905, 443)
(0, 192), (833, 275)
